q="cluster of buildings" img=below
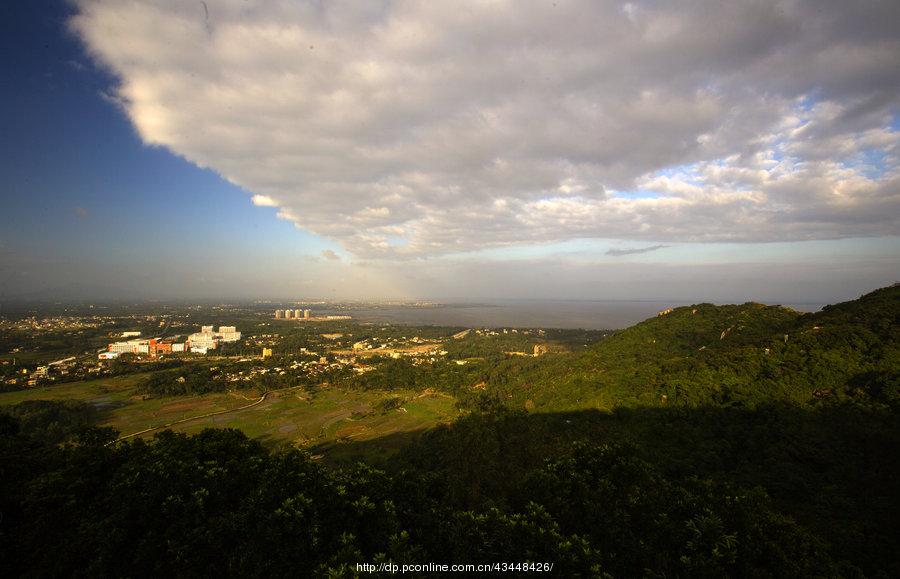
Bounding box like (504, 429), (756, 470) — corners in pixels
(276, 309), (312, 320)
(0, 315), (110, 333)
(102, 325), (241, 358)
(216, 354), (365, 385)
(4, 356), (106, 387)
(273, 309), (351, 321)
(25, 357), (80, 386)
(104, 339), (172, 357)
(186, 325), (241, 354)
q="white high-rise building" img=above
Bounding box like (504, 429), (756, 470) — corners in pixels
(187, 324), (241, 350)
(188, 334), (218, 350)
(108, 339), (150, 354)
(217, 326), (241, 342)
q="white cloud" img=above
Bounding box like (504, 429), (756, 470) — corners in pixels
(70, 0), (900, 257)
(251, 194), (277, 207)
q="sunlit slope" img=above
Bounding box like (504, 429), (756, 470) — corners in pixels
(511, 285), (899, 411)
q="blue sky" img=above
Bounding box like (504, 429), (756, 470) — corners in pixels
(1, 1), (340, 299)
(1, 1), (898, 303)
(0, 1), (337, 256)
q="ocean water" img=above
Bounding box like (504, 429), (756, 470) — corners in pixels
(343, 300), (827, 330)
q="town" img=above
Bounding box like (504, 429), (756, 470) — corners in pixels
(104, 325), (242, 358)
(0, 303), (585, 392)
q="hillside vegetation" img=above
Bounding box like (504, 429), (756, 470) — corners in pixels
(493, 285), (899, 411)
(0, 286), (897, 576)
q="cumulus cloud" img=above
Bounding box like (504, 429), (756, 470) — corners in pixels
(251, 194), (277, 207)
(321, 249), (341, 261)
(70, 0), (900, 257)
(606, 245), (667, 257)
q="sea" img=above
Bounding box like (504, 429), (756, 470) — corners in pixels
(341, 300), (828, 330)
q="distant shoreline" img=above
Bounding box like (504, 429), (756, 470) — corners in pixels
(341, 300), (828, 330)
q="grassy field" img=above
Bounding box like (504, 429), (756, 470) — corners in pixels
(0, 376), (459, 463)
(175, 386), (457, 463)
(0, 373), (150, 405)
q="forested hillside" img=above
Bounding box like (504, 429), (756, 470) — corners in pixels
(1, 287), (897, 576)
(494, 285), (899, 411)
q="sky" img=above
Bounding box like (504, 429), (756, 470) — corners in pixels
(1, 0), (898, 304)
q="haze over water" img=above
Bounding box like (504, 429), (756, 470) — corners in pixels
(346, 300), (828, 330)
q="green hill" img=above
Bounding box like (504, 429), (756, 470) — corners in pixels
(498, 285), (899, 412)
(385, 285), (900, 575)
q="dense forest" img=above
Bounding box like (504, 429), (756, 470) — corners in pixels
(1, 286), (897, 576)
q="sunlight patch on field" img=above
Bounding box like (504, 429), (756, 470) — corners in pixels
(0, 377), (458, 462)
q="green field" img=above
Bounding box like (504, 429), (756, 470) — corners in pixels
(174, 387), (457, 463)
(0, 375), (459, 462)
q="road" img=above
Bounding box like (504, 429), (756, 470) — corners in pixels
(115, 389), (275, 441)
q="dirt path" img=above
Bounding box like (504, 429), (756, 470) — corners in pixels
(115, 388), (287, 441)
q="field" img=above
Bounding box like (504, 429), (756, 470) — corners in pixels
(0, 374), (459, 463)
(174, 386), (457, 463)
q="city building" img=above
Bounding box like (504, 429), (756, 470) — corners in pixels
(188, 334), (218, 351)
(108, 339), (151, 354)
(186, 325), (242, 353)
(217, 326), (241, 342)
(150, 340), (173, 356)
(262, 348), (273, 359)
(275, 309), (349, 321)
(108, 337), (191, 357)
